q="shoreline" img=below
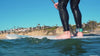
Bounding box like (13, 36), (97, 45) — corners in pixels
(0, 27), (100, 39)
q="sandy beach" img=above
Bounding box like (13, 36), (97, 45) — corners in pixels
(0, 27), (100, 39)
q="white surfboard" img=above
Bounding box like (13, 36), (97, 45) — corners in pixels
(6, 34), (100, 40)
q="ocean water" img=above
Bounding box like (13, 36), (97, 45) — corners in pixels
(0, 35), (100, 56)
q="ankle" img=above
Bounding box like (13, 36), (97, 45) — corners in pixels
(76, 28), (83, 37)
(64, 31), (70, 33)
(76, 28), (83, 32)
(77, 32), (83, 34)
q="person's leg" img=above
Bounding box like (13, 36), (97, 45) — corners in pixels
(56, 0), (71, 39)
(58, 0), (69, 31)
(70, 0), (83, 37)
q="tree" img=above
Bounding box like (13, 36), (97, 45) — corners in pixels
(36, 24), (41, 30)
(87, 21), (97, 32)
(97, 23), (100, 25)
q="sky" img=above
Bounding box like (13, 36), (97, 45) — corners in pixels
(0, 0), (100, 31)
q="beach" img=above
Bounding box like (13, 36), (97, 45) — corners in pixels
(0, 27), (100, 39)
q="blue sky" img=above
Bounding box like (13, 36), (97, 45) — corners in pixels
(0, 0), (100, 31)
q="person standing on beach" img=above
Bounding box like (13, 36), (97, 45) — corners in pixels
(53, 0), (83, 39)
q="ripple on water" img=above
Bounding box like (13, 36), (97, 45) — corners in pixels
(0, 37), (100, 56)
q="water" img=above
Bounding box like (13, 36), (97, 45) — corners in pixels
(0, 36), (100, 56)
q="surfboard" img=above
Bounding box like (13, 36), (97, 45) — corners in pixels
(6, 34), (100, 40)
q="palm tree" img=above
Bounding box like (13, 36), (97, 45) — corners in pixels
(36, 24), (41, 30)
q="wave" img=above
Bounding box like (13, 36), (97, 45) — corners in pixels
(0, 36), (100, 56)
(6, 34), (100, 40)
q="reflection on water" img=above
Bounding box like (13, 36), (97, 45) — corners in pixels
(54, 39), (87, 56)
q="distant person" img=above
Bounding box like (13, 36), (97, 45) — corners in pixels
(53, 0), (83, 39)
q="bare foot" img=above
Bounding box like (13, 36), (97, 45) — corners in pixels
(77, 32), (83, 37)
(56, 31), (71, 39)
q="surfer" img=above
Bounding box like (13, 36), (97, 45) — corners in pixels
(53, 0), (83, 39)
